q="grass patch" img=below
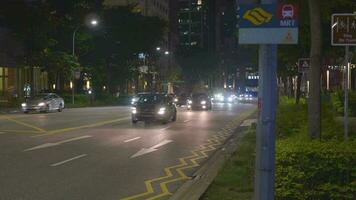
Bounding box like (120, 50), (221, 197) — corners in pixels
(201, 128), (256, 200)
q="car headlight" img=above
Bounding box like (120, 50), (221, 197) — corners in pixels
(38, 102), (46, 107)
(228, 97), (233, 102)
(21, 103), (27, 107)
(174, 98), (178, 102)
(131, 107), (137, 114)
(158, 107), (166, 115)
(188, 100), (193, 104)
(131, 98), (137, 104)
(201, 100), (206, 105)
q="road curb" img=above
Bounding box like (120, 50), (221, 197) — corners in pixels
(169, 114), (256, 200)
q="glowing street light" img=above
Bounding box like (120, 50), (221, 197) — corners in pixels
(90, 19), (98, 26)
(71, 17), (99, 104)
(156, 47), (161, 51)
(164, 51), (170, 55)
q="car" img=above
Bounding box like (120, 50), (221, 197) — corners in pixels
(131, 92), (149, 105)
(21, 93), (64, 113)
(131, 93), (177, 124)
(238, 91), (258, 103)
(174, 93), (189, 107)
(187, 93), (212, 110)
(213, 92), (237, 103)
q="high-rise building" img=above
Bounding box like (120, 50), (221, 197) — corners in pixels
(176, 0), (205, 48)
(104, 0), (169, 20)
(175, 0), (229, 51)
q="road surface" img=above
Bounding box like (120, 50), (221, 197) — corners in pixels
(0, 103), (255, 200)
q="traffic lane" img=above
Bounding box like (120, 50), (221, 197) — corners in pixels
(0, 106), (131, 133)
(0, 126), (190, 200)
(0, 103), (252, 166)
(0, 103), (255, 200)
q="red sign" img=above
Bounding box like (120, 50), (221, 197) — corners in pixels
(277, 4), (299, 20)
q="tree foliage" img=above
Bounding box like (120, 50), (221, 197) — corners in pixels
(1, 1), (165, 94)
(176, 47), (219, 90)
(83, 6), (166, 94)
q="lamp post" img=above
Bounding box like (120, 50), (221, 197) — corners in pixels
(155, 48), (171, 93)
(71, 19), (98, 104)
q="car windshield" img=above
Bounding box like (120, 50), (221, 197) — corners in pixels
(137, 94), (164, 104)
(29, 94), (49, 100)
(192, 93), (208, 99)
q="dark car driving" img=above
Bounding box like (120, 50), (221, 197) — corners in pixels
(174, 93), (189, 107)
(131, 93), (177, 124)
(187, 93), (212, 110)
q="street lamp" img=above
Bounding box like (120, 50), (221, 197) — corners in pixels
(90, 20), (98, 26)
(71, 18), (99, 104)
(164, 51), (170, 55)
(156, 47), (161, 51)
(73, 19), (99, 56)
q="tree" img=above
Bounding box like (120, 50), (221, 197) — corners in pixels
(0, 0), (97, 93)
(82, 6), (166, 94)
(41, 50), (80, 91)
(176, 47), (219, 92)
(308, 0), (322, 139)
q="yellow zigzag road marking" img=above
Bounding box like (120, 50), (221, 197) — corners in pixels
(149, 143), (220, 200)
(122, 113), (255, 200)
(123, 141), (220, 200)
(121, 153), (200, 200)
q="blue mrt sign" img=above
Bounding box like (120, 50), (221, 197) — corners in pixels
(238, 4), (299, 44)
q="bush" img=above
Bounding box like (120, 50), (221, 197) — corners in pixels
(277, 96), (344, 140)
(276, 139), (356, 200)
(277, 97), (307, 138)
(61, 93), (90, 107)
(330, 91), (356, 117)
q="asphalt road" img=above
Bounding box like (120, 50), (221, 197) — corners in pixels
(0, 103), (255, 200)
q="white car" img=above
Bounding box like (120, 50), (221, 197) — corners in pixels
(21, 93), (64, 113)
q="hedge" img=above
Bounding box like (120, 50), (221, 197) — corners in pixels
(276, 139), (356, 200)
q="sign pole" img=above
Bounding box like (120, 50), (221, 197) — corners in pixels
(254, 0), (278, 199)
(344, 45), (349, 140)
(331, 13), (356, 140)
(238, 1), (299, 199)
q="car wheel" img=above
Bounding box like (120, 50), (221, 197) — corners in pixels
(24, 111), (29, 114)
(58, 104), (63, 112)
(46, 105), (50, 113)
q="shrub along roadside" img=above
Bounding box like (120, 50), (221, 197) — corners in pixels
(331, 91), (356, 117)
(202, 97), (356, 200)
(275, 97), (356, 199)
(276, 139), (356, 200)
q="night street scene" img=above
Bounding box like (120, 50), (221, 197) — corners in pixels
(0, 0), (356, 200)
